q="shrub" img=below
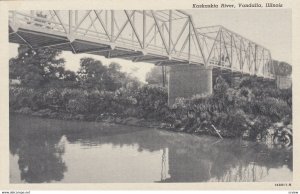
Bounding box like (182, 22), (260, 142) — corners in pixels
(249, 115), (272, 140)
(43, 88), (64, 110)
(222, 109), (249, 136)
(66, 98), (87, 114)
(252, 97), (291, 122)
(9, 86), (35, 110)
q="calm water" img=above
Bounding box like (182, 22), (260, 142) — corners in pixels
(10, 114), (293, 183)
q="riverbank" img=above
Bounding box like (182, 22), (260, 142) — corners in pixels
(9, 76), (292, 142)
(10, 107), (292, 147)
(10, 112), (159, 138)
(11, 108), (162, 129)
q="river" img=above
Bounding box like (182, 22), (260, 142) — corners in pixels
(9, 114), (292, 183)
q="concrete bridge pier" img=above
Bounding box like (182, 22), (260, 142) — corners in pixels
(168, 65), (213, 106)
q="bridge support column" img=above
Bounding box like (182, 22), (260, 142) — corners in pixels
(168, 65), (213, 106)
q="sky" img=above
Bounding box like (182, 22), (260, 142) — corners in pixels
(188, 9), (292, 64)
(9, 9), (292, 82)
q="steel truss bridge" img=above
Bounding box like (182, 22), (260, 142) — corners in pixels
(9, 10), (275, 79)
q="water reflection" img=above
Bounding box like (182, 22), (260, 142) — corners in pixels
(10, 114), (292, 183)
(10, 118), (67, 183)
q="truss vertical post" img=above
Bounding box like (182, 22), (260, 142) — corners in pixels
(221, 30), (231, 67)
(254, 45), (257, 73)
(188, 20), (191, 62)
(154, 25), (157, 46)
(75, 11), (78, 26)
(230, 34), (233, 68)
(219, 29), (222, 66)
(30, 10), (34, 24)
(262, 49), (265, 76)
(248, 43), (251, 74)
(161, 23), (165, 53)
(69, 10), (73, 35)
(143, 10), (146, 49)
(270, 52), (275, 78)
(240, 38), (243, 70)
(169, 10), (172, 54)
(111, 10), (115, 42)
(105, 10), (108, 29)
(13, 11), (16, 25)
(162, 66), (165, 87)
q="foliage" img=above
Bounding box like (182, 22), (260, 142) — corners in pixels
(10, 71), (292, 140)
(9, 44), (292, 140)
(77, 58), (138, 91)
(249, 115), (272, 140)
(9, 45), (66, 88)
(145, 66), (168, 86)
(164, 75), (292, 139)
(77, 57), (108, 90)
(272, 60), (292, 76)
(10, 85), (168, 120)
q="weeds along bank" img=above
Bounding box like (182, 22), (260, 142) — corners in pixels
(9, 76), (292, 141)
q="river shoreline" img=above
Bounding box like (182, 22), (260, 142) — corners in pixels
(10, 109), (162, 131)
(10, 108), (294, 149)
(8, 108), (263, 141)
(11, 109), (224, 138)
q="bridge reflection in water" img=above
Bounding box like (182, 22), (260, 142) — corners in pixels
(10, 114), (292, 183)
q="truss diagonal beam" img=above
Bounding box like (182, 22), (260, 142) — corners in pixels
(151, 11), (169, 55)
(124, 10), (143, 49)
(8, 10), (275, 79)
(94, 10), (111, 41)
(114, 11), (135, 43)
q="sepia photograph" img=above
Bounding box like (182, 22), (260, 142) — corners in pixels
(0, 0), (298, 190)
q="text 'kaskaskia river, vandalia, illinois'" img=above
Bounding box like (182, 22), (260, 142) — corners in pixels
(192, 3), (283, 8)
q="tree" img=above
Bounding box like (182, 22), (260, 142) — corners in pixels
(9, 45), (65, 88)
(63, 70), (77, 82)
(104, 62), (127, 91)
(77, 59), (141, 91)
(146, 66), (168, 86)
(272, 60), (292, 76)
(77, 57), (108, 90)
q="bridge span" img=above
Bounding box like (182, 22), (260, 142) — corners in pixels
(9, 10), (276, 104)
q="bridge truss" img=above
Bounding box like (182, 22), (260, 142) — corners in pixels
(9, 10), (275, 79)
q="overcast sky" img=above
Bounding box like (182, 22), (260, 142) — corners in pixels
(10, 9), (291, 82)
